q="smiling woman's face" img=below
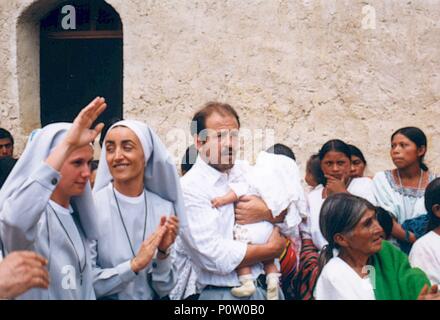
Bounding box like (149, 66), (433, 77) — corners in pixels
(337, 208), (384, 256)
(105, 126), (145, 184)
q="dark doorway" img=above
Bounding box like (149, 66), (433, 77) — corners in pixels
(40, 0), (123, 126)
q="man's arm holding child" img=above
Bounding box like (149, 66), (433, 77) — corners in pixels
(234, 195), (287, 267)
(235, 195), (287, 224)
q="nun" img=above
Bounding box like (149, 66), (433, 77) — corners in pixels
(0, 97), (106, 299)
(91, 119), (184, 300)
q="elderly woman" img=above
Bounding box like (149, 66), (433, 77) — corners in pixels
(91, 120), (183, 300)
(315, 193), (439, 300)
(0, 97), (106, 299)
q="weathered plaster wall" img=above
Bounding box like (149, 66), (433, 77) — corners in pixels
(1, 0), (440, 175)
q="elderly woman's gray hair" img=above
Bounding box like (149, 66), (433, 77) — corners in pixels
(318, 193), (376, 272)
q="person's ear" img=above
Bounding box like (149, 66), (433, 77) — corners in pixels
(334, 233), (349, 248)
(194, 134), (204, 150)
(417, 145), (427, 158)
(432, 204), (440, 218)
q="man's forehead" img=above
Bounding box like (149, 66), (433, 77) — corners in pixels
(205, 112), (239, 130)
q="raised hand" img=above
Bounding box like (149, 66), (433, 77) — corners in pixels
(46, 97), (107, 171)
(64, 97), (107, 148)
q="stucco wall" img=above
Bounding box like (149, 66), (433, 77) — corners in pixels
(1, 0), (440, 175)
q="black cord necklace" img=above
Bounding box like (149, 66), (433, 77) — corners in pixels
(112, 185), (148, 258)
(48, 202), (87, 286)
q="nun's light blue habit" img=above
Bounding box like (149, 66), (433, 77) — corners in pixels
(91, 120), (184, 299)
(0, 123), (97, 299)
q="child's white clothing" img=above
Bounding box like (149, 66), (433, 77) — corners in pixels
(409, 231), (440, 285)
(228, 151), (308, 244)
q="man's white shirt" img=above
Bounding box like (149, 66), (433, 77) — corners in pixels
(180, 156), (263, 289)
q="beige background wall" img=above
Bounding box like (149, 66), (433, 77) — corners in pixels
(1, 0), (439, 176)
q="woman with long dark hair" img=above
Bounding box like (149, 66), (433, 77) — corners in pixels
(292, 139), (376, 300)
(315, 193), (438, 300)
(305, 139), (376, 250)
(373, 127), (437, 253)
(348, 144), (368, 178)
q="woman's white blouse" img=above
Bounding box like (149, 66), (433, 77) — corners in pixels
(315, 256), (375, 300)
(306, 177), (377, 250)
(373, 170), (436, 223)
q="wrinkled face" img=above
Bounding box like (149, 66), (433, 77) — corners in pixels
(390, 134), (424, 169)
(105, 126), (145, 184)
(196, 112), (239, 172)
(0, 138), (13, 159)
(320, 151), (351, 182)
(350, 155), (366, 178)
(337, 209), (384, 256)
(57, 145), (93, 197)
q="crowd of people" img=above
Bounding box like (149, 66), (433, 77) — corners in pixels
(0, 97), (439, 300)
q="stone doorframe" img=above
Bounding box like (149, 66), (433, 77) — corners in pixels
(15, 0), (122, 134)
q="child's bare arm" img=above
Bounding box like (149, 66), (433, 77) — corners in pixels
(211, 190), (239, 208)
(391, 220), (417, 243)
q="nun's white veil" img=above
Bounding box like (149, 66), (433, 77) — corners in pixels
(0, 123), (99, 239)
(93, 120), (187, 227)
